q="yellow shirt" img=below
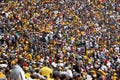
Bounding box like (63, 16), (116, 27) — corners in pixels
(81, 31), (85, 35)
(112, 76), (117, 80)
(0, 72), (6, 78)
(40, 67), (52, 78)
(47, 77), (54, 80)
(70, 36), (74, 41)
(24, 45), (29, 51)
(27, 54), (32, 60)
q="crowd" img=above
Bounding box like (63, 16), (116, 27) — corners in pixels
(0, 0), (120, 80)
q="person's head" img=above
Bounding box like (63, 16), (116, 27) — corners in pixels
(43, 61), (50, 67)
(53, 70), (61, 79)
(18, 58), (25, 67)
(60, 74), (67, 80)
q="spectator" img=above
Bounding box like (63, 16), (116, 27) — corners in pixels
(0, 0), (119, 80)
(8, 58), (26, 80)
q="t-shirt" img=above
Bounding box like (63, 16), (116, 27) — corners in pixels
(0, 72), (6, 79)
(40, 66), (52, 78)
(9, 64), (26, 80)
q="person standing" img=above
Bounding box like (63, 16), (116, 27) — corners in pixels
(8, 58), (26, 80)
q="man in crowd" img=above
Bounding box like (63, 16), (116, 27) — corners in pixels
(8, 58), (26, 80)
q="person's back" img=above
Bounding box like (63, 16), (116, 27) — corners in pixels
(9, 64), (25, 80)
(8, 58), (26, 80)
(40, 66), (52, 78)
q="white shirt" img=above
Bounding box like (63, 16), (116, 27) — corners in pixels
(52, 62), (57, 68)
(101, 65), (108, 71)
(66, 70), (73, 78)
(9, 64), (26, 80)
(114, 46), (119, 53)
(106, 61), (111, 67)
(86, 74), (93, 80)
(0, 64), (7, 68)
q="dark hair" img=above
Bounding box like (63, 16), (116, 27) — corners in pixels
(60, 74), (66, 79)
(18, 58), (25, 66)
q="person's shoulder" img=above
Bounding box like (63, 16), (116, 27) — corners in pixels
(11, 65), (21, 73)
(11, 68), (19, 74)
(9, 67), (20, 78)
